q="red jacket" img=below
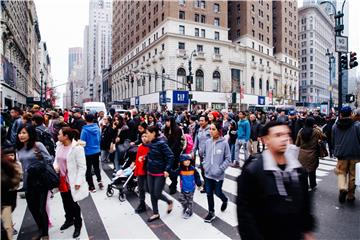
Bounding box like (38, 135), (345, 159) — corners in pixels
(134, 144), (149, 176)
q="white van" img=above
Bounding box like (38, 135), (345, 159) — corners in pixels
(83, 102), (107, 115)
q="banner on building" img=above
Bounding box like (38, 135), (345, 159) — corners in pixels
(173, 90), (189, 105)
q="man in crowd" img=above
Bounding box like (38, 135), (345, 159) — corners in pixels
(7, 107), (23, 145)
(233, 111), (250, 167)
(70, 109), (86, 133)
(249, 114), (261, 156)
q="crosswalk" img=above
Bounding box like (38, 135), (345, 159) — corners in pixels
(12, 155), (337, 240)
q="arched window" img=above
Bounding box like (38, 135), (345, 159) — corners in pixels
(161, 68), (165, 91)
(284, 84), (288, 96)
(212, 71), (221, 92)
(251, 76), (255, 94)
(195, 69), (204, 91)
(266, 80), (270, 92)
(177, 68), (186, 90)
(289, 86), (292, 99)
(259, 78), (263, 95)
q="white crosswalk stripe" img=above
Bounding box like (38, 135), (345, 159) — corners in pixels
(12, 155), (337, 239)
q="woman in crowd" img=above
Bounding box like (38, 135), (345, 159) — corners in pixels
(100, 116), (114, 163)
(133, 121), (148, 145)
(164, 116), (183, 194)
(16, 125), (53, 240)
(53, 127), (88, 239)
(296, 117), (326, 191)
(203, 120), (231, 223)
(113, 115), (131, 171)
(145, 125), (174, 222)
(22, 112), (33, 127)
(228, 120), (238, 162)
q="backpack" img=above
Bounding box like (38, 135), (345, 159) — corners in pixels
(36, 127), (56, 157)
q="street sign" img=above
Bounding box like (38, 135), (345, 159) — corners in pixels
(173, 90), (189, 104)
(135, 96), (139, 106)
(159, 91), (166, 105)
(258, 96), (265, 105)
(335, 36), (348, 53)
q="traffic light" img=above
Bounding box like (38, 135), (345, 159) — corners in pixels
(232, 92), (236, 104)
(340, 54), (348, 70)
(186, 75), (193, 90)
(349, 52), (358, 69)
(345, 94), (355, 103)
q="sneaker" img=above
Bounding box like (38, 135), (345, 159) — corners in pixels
(230, 162), (240, 168)
(200, 187), (206, 194)
(89, 188), (96, 193)
(221, 201), (228, 212)
(167, 200), (173, 214)
(204, 212), (215, 223)
(339, 190), (348, 203)
(98, 181), (104, 190)
(60, 221), (74, 231)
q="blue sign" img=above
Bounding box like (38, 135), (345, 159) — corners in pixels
(159, 91), (167, 105)
(258, 96), (265, 105)
(173, 91), (189, 105)
(135, 96), (140, 106)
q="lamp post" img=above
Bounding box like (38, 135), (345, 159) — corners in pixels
(321, 0), (347, 112)
(326, 49), (335, 113)
(39, 69), (44, 108)
(186, 49), (197, 111)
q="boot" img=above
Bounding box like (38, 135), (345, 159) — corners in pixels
(135, 202), (146, 214)
(73, 225), (81, 238)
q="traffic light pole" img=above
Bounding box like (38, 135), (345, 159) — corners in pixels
(338, 51), (343, 110)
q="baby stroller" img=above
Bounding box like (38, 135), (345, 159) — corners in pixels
(106, 145), (138, 202)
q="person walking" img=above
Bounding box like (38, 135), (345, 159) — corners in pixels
(237, 121), (315, 240)
(100, 116), (115, 163)
(332, 106), (360, 203)
(191, 115), (211, 193)
(164, 116), (183, 194)
(202, 121), (232, 223)
(323, 115), (335, 158)
(70, 109), (86, 133)
(145, 125), (174, 222)
(80, 114), (103, 193)
(296, 117), (326, 191)
(7, 107), (23, 145)
(249, 114), (261, 156)
(16, 125), (53, 240)
(233, 111), (250, 167)
(53, 127), (88, 238)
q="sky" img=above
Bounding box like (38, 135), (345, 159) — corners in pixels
(34, 0), (360, 106)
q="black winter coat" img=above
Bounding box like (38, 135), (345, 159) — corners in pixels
(237, 154), (315, 240)
(164, 126), (183, 157)
(101, 125), (115, 150)
(146, 138), (174, 174)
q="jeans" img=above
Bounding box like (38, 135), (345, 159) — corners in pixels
(234, 139), (249, 163)
(25, 189), (49, 237)
(204, 178), (228, 213)
(147, 174), (170, 214)
(229, 143), (235, 162)
(85, 152), (101, 189)
(335, 160), (360, 199)
(137, 175), (147, 203)
(100, 150), (110, 162)
(60, 191), (82, 227)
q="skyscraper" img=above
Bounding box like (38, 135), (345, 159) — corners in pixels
(68, 47), (82, 76)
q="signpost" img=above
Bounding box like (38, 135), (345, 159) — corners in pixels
(335, 36), (348, 53)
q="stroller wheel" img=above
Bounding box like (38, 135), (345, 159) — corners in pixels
(119, 192), (126, 202)
(106, 186), (114, 197)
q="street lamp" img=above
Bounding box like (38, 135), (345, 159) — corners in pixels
(320, 0), (347, 111)
(184, 49), (197, 111)
(39, 69), (44, 107)
(326, 49), (335, 113)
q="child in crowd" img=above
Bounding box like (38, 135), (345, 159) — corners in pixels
(176, 154), (202, 219)
(134, 134), (149, 213)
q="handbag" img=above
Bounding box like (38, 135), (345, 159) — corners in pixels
(317, 140), (328, 158)
(33, 145), (60, 190)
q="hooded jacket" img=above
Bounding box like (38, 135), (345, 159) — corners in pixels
(146, 137), (174, 174)
(203, 137), (231, 181)
(192, 125), (211, 158)
(237, 119), (250, 141)
(80, 123), (101, 156)
(332, 118), (360, 160)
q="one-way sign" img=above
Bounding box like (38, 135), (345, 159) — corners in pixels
(336, 36), (348, 53)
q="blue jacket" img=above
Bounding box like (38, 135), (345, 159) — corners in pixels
(237, 119), (250, 141)
(146, 138), (174, 174)
(176, 165), (201, 192)
(80, 123), (101, 156)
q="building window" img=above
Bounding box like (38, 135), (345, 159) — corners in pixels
(201, 29), (206, 37)
(214, 18), (220, 26)
(196, 69), (204, 91)
(214, 31), (220, 40)
(179, 25), (185, 35)
(214, 47), (220, 54)
(213, 71), (221, 92)
(179, 11), (185, 19)
(197, 44), (203, 52)
(213, 3), (220, 12)
(177, 68), (186, 90)
(195, 28), (199, 37)
(237, 17), (240, 25)
(236, 30), (240, 37)
(201, 15), (206, 23)
(179, 0), (185, 5)
(178, 42), (185, 49)
(252, 17), (255, 25)
(195, 14), (199, 22)
(161, 44), (165, 50)
(200, 0), (206, 9)
(251, 76), (255, 94)
(251, 4), (255, 11)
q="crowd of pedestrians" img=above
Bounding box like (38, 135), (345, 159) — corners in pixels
(1, 104), (360, 240)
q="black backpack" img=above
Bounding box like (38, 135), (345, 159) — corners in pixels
(36, 127), (56, 157)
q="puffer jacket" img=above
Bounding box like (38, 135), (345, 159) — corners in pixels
(203, 137), (231, 181)
(146, 137), (174, 174)
(332, 118), (360, 160)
